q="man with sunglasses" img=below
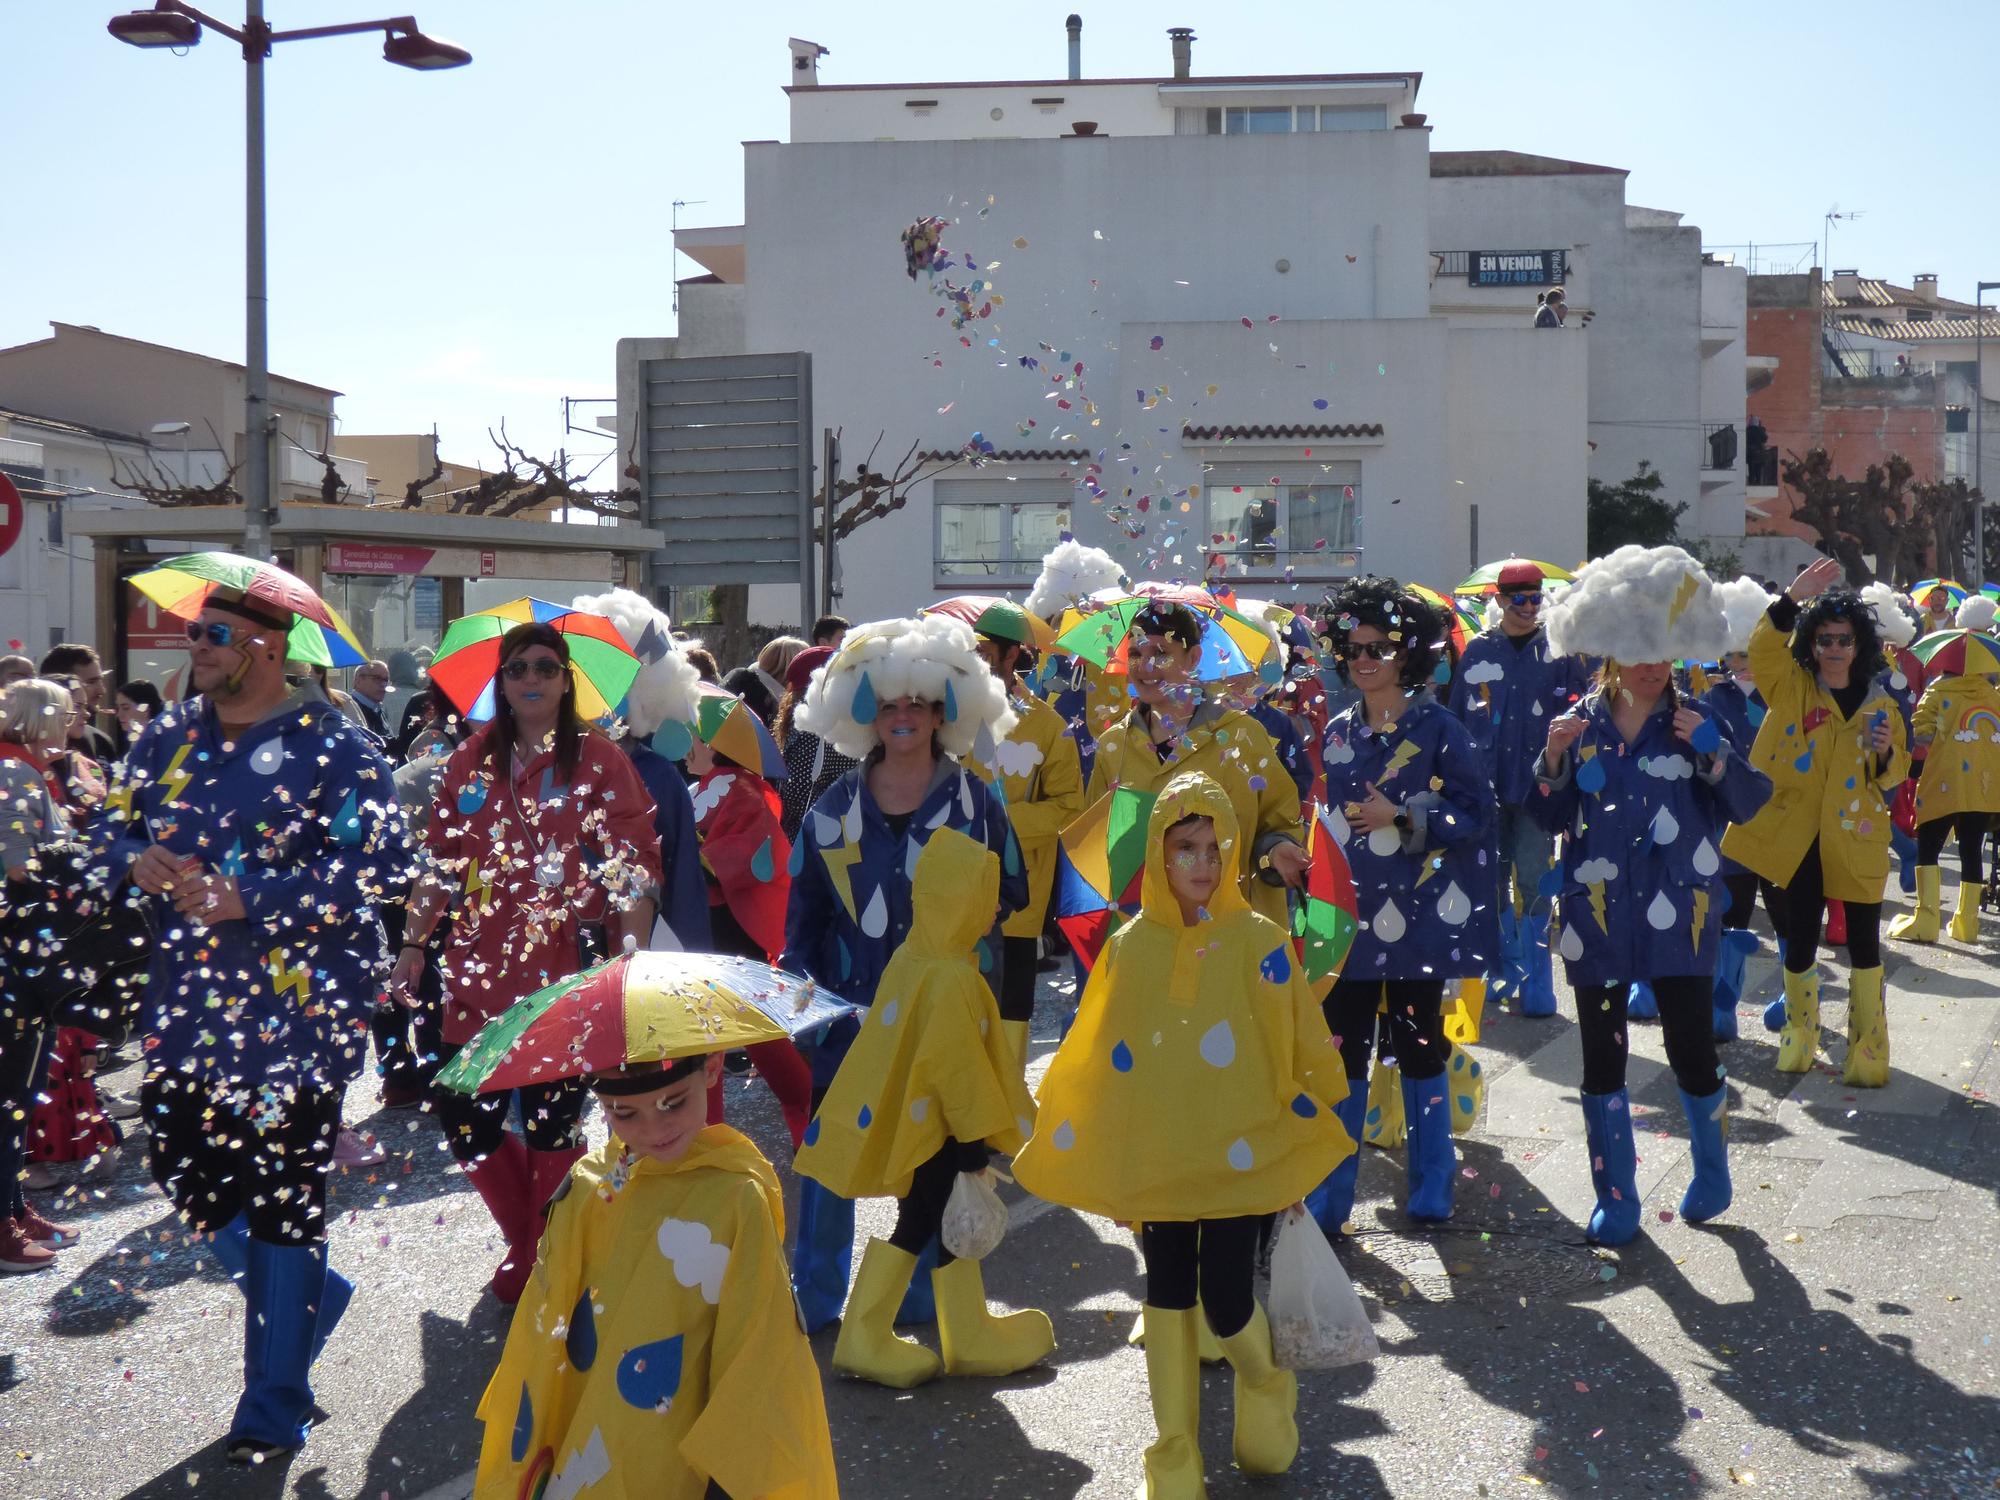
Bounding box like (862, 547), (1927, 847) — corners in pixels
(1447, 560), (1591, 1017)
(90, 587), (409, 1464)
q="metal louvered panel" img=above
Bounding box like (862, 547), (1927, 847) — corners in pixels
(639, 350), (813, 624)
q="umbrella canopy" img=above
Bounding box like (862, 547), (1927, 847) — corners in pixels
(922, 594), (1058, 652)
(693, 683), (785, 779)
(1406, 583), (1475, 657)
(1454, 559), (1578, 597)
(437, 950), (856, 1096)
(129, 551), (367, 668)
(1051, 786), (1157, 971)
(430, 598), (640, 723)
(1911, 578), (1968, 612)
(1980, 582), (2000, 603)
(1293, 804), (1359, 984)
(1911, 628), (2000, 677)
(1053, 588), (1277, 682)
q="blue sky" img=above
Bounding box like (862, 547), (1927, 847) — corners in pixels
(6, 1), (1988, 478)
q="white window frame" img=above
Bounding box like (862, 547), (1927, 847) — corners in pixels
(933, 477), (1077, 588)
(1200, 462), (1364, 582)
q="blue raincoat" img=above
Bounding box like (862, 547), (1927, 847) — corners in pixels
(1700, 678), (1768, 881)
(1528, 693), (1772, 988)
(1448, 628), (1592, 804)
(622, 739), (713, 951)
(92, 692), (410, 1093)
(1322, 693), (1498, 980)
(1249, 699), (1315, 804)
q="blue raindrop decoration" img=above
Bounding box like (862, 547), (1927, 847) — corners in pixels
(857, 1104), (873, 1129)
(651, 719), (694, 762)
(510, 1382), (534, 1463)
(457, 780), (489, 816)
(943, 678), (960, 723)
(852, 672), (878, 724)
(788, 840), (806, 877)
(1576, 756), (1608, 794)
(1110, 1040), (1134, 1072)
(566, 1286), (597, 1371)
(1793, 748), (1813, 773)
(615, 1334), (685, 1412)
(802, 1116), (822, 1147)
(1291, 1092), (1318, 1118)
(331, 792), (363, 846)
(750, 837), (775, 882)
(1259, 946), (1293, 984)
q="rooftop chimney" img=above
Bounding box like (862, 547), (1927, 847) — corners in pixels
(1168, 26), (1195, 81)
(787, 37), (828, 88)
(1913, 273), (1938, 304)
(1831, 268), (1861, 303)
(1067, 14), (1082, 81)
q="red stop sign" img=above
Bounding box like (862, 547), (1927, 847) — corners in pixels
(0, 473), (21, 560)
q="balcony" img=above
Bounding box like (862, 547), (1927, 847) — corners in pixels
(1700, 422), (1739, 490)
(280, 446), (371, 502)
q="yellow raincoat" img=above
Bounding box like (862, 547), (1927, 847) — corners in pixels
(1087, 704), (1304, 927)
(474, 1126), (838, 1500)
(970, 692), (1085, 937)
(1013, 772), (1353, 1223)
(1721, 613), (1912, 902)
(1910, 672), (2000, 821)
(795, 828), (1038, 1199)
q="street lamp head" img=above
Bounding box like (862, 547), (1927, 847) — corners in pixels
(107, 7), (201, 47)
(1978, 281), (2000, 294)
(149, 421), (193, 436)
(382, 28), (470, 69)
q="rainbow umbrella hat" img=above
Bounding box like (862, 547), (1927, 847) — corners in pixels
(129, 551), (367, 667)
(430, 598), (640, 723)
(1293, 803), (1360, 985)
(1053, 586), (1277, 682)
(922, 595), (1059, 652)
(692, 683), (785, 780)
(1911, 578), (1969, 613)
(437, 951), (857, 1096)
(1051, 786), (1157, 971)
(1911, 628), (2000, 678)
(1453, 559), (1577, 596)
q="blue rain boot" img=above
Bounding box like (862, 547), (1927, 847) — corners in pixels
(791, 1177), (857, 1335)
(1626, 981), (1659, 1021)
(205, 1215), (349, 1363)
(1304, 1083), (1369, 1236)
(1678, 1085), (1733, 1223)
(1488, 905), (1523, 1006)
(1400, 1073), (1455, 1222)
(1578, 1089), (1642, 1247)
(1518, 913), (1558, 1018)
(227, 1238), (330, 1460)
(207, 1214), (250, 1281)
(894, 1238), (938, 1326)
(1891, 824), (1918, 895)
(1711, 929), (1757, 1042)
(1761, 941), (1794, 1032)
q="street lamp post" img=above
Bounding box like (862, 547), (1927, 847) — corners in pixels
(1977, 281), (1999, 585)
(108, 1), (469, 563)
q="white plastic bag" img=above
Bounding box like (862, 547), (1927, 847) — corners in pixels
(1267, 1210), (1378, 1370)
(940, 1169), (1008, 1261)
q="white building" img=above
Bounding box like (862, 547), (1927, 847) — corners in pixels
(625, 25), (1743, 628)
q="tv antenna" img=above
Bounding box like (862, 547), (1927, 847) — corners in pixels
(1822, 203), (1865, 269)
(671, 199), (709, 315)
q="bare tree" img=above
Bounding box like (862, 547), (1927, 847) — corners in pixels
(103, 420), (242, 508)
(1780, 447), (1922, 584)
(814, 430), (969, 539)
(424, 422), (641, 521)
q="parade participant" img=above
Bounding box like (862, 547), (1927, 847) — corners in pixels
(775, 646), (856, 841)
(1014, 773), (1351, 1496)
(1086, 604), (1309, 929)
(783, 613), (1024, 1332)
(390, 622), (661, 1304)
(474, 1053), (838, 1500)
(797, 829), (1051, 1387)
(1533, 547), (1771, 1244)
(1889, 594), (2000, 944)
(1306, 578), (1496, 1235)
(1866, 582), (1927, 904)
(1702, 579), (1784, 1040)
(94, 589), (407, 1460)
(1022, 539), (1127, 781)
(962, 611), (1084, 1070)
(1448, 561), (1592, 1016)
(722, 635), (806, 726)
(1722, 557), (1909, 1086)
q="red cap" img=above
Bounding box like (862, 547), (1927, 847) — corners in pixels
(1496, 559), (1545, 592)
(786, 645), (834, 694)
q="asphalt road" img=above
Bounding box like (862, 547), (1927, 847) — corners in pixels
(5, 882), (1998, 1500)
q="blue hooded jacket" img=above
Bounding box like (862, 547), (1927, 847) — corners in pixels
(622, 739), (713, 951)
(1448, 627), (1592, 804)
(92, 692), (410, 1094)
(1700, 677), (1768, 882)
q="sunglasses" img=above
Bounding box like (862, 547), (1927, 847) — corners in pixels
(1506, 592), (1544, 608)
(186, 621), (245, 647)
(1341, 641), (1401, 661)
(502, 658), (565, 681)
(1813, 633), (1855, 650)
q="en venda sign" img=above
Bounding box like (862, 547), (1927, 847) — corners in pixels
(1470, 250), (1567, 287)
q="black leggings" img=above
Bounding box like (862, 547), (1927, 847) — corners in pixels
(1720, 872), (1783, 931)
(889, 1137), (989, 1267)
(1138, 1216), (1265, 1339)
(1917, 813), (1993, 884)
(1575, 977), (1722, 1097)
(141, 1070), (340, 1241)
(0, 1014), (48, 1220)
(995, 935), (1039, 1023)
(1779, 839), (1881, 973)
(430, 1041), (586, 1161)
(1324, 977), (1448, 1081)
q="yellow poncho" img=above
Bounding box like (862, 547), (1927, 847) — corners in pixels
(1013, 771), (1353, 1224)
(969, 692), (1086, 937)
(475, 1126), (838, 1500)
(795, 828), (1037, 1199)
(1910, 672), (2000, 821)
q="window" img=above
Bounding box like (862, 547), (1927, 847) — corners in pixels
(1302, 105), (1388, 132)
(1196, 104), (1390, 135)
(1203, 464), (1362, 577)
(935, 478), (1075, 583)
(1224, 106), (1294, 135)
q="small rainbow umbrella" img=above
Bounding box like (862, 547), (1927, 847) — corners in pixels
(1453, 559), (1577, 597)
(692, 683), (785, 779)
(923, 595), (1058, 652)
(1054, 586), (1278, 682)
(128, 550), (367, 667)
(430, 598), (640, 723)
(1980, 582), (2000, 603)
(1406, 583), (1475, 657)
(437, 951), (857, 1096)
(1051, 786), (1157, 971)
(1292, 804), (1359, 984)
(1911, 578), (1968, 613)
(1911, 628), (2000, 678)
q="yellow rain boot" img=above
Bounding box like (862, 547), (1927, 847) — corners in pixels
(1363, 1059), (1406, 1149)
(1216, 1303), (1299, 1476)
(1888, 866), (1941, 943)
(1775, 966), (1820, 1074)
(1443, 977), (1486, 1046)
(832, 1241), (941, 1389)
(1842, 966), (1890, 1088)
(1000, 1018), (1030, 1075)
(1136, 1304), (1207, 1500)
(932, 1257), (1054, 1377)
(1129, 1302), (1226, 1365)
(1949, 882), (1984, 943)
(1446, 1043), (1485, 1137)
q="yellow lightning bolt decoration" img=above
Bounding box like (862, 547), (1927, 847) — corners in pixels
(823, 837), (863, 922)
(1691, 890), (1709, 954)
(158, 743), (194, 804)
(464, 857), (494, 911)
(1667, 571), (1701, 627)
(1588, 881), (1608, 933)
(1381, 739), (1422, 780)
(267, 948), (310, 1002)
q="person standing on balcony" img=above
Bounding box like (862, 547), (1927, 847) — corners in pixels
(1533, 286), (1568, 328)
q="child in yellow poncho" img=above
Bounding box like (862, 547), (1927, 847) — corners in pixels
(474, 1053), (838, 1500)
(1013, 771), (1353, 1498)
(795, 827), (1053, 1389)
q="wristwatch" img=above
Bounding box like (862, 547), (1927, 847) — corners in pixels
(1392, 811), (1410, 832)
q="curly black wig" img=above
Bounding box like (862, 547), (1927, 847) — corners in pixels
(1789, 588), (1883, 676)
(1322, 575), (1445, 692)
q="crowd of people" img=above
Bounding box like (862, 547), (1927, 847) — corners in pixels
(0, 541), (1994, 1496)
